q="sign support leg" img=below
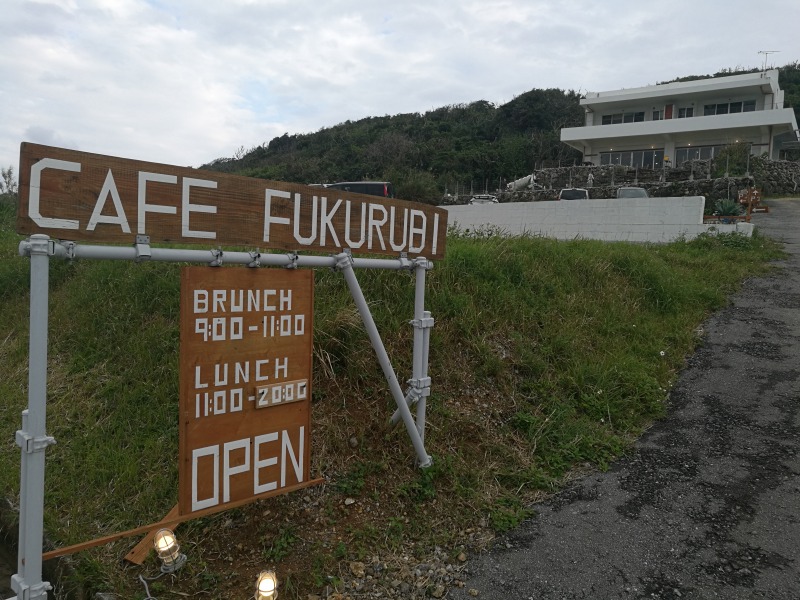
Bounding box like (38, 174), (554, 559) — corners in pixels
(390, 261), (434, 439)
(10, 235), (55, 600)
(419, 309), (432, 440)
(412, 263), (427, 441)
(335, 253), (432, 468)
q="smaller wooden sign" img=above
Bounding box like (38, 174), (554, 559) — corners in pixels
(179, 266), (313, 516)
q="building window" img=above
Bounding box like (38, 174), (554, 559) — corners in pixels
(602, 113), (632, 125)
(652, 110), (663, 121)
(702, 100), (756, 116)
(675, 144), (731, 164)
(599, 149), (664, 168)
(677, 107), (694, 118)
(622, 112), (644, 123)
(676, 147), (699, 163)
(602, 114), (620, 124)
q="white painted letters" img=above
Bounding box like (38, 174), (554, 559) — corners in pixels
(293, 193), (318, 245)
(29, 158), (81, 230)
(191, 429), (305, 511)
(368, 204), (388, 251)
(263, 188), (291, 242)
(138, 171), (178, 234)
(181, 177), (218, 239)
(87, 169), (131, 233)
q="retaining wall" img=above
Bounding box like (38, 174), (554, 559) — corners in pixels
(445, 197), (753, 243)
(487, 158), (800, 205)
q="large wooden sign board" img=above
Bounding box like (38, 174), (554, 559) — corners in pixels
(17, 142), (447, 259)
(179, 266), (313, 516)
(18, 141), (440, 563)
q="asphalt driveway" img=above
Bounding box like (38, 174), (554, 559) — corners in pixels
(451, 199), (800, 600)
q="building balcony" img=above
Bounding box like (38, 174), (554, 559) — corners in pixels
(561, 108), (798, 147)
(580, 70), (781, 112)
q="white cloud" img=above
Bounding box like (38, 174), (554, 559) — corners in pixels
(1, 0), (798, 174)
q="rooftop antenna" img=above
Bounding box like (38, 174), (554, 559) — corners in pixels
(758, 50), (779, 71)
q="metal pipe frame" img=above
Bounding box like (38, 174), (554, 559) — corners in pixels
(390, 261), (434, 435)
(11, 235), (55, 600)
(334, 252), (432, 468)
(10, 237), (434, 598)
(46, 239), (416, 271)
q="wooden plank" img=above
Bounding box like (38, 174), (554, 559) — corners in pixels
(17, 142), (447, 259)
(123, 504), (180, 566)
(42, 477), (323, 561)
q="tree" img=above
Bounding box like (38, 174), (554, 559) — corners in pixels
(712, 142), (751, 178)
(0, 166), (18, 206)
(394, 169), (440, 204)
(1, 166), (17, 194)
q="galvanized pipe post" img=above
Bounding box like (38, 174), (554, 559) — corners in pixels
(334, 252), (432, 468)
(420, 309), (432, 434)
(390, 260), (434, 436)
(411, 259), (433, 441)
(11, 235), (55, 600)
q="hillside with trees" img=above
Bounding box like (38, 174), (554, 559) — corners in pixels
(203, 62), (800, 203)
(204, 89), (584, 203)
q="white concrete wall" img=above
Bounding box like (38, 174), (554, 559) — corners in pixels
(445, 197), (753, 243)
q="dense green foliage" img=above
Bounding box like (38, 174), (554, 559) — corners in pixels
(711, 141), (754, 177)
(779, 60), (800, 132)
(0, 196), (784, 597)
(0, 167), (18, 205)
(203, 89), (585, 202)
(204, 62), (800, 202)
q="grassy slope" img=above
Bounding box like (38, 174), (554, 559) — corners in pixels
(0, 198), (783, 598)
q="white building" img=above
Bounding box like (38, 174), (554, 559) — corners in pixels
(561, 69), (799, 168)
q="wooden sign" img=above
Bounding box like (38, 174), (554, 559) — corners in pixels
(179, 266), (313, 516)
(17, 142), (447, 259)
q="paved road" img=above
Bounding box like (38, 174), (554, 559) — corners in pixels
(451, 199), (800, 600)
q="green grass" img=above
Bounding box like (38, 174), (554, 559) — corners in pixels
(0, 195), (785, 598)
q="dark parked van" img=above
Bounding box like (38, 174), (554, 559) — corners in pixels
(325, 181), (395, 198)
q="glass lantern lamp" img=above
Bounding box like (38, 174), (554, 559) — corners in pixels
(153, 528), (187, 573)
(255, 570), (278, 600)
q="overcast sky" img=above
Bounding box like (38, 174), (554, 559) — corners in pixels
(2, 0), (798, 176)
